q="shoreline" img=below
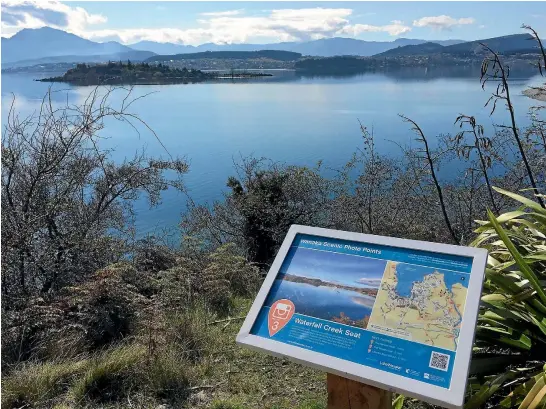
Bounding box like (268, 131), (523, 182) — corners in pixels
(37, 73), (274, 86)
(523, 85), (546, 101)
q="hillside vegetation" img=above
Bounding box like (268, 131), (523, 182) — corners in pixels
(376, 42), (445, 57)
(297, 32), (544, 74)
(2, 26), (546, 409)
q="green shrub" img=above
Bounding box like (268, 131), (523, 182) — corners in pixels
(182, 158), (336, 266)
(133, 236), (177, 274)
(158, 242), (260, 316)
(201, 243), (261, 313)
(467, 188), (546, 409)
(2, 263), (150, 372)
(66, 263), (148, 350)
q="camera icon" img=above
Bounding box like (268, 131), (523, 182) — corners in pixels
(272, 302), (292, 320)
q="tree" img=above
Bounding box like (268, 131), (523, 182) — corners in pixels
(335, 123), (399, 235)
(1, 86), (188, 301)
(182, 157), (336, 265)
(453, 115), (499, 214)
(480, 43), (545, 208)
(400, 115), (460, 244)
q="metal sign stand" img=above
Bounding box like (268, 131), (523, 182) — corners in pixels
(327, 373), (392, 409)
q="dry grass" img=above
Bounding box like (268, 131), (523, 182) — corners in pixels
(1, 297), (327, 409)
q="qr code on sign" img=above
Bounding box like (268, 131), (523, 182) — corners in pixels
(429, 351), (450, 371)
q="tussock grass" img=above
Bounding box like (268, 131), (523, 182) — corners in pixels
(143, 347), (191, 404)
(67, 343), (146, 404)
(164, 307), (223, 362)
(2, 359), (88, 408)
(1, 298), (327, 409)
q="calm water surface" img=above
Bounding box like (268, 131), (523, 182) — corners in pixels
(2, 68), (541, 237)
(264, 279), (375, 322)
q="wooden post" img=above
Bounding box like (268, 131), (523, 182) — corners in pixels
(327, 373), (392, 409)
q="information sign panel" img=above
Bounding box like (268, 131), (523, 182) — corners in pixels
(237, 225), (487, 409)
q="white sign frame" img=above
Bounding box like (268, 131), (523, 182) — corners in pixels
(236, 225), (487, 409)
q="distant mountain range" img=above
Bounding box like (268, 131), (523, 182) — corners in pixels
(1, 27), (466, 67)
(2, 51), (156, 69)
(132, 37), (465, 58)
(1, 27), (139, 63)
(1, 27), (541, 70)
(376, 34), (540, 57)
(147, 50), (302, 63)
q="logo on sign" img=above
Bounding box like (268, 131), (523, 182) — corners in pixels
(268, 299), (295, 336)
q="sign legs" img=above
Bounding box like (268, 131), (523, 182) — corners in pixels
(327, 373), (392, 409)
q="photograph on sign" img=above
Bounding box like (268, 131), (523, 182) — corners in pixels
(237, 225), (487, 409)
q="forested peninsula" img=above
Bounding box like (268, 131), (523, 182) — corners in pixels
(39, 61), (272, 85)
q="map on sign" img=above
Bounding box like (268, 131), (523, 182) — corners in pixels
(368, 261), (468, 351)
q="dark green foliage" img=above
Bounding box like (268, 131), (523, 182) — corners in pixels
(39, 61), (272, 85)
(184, 159), (336, 265)
(466, 189), (546, 408)
(228, 172), (289, 264)
(39, 61), (215, 85)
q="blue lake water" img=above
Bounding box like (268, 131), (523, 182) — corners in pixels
(264, 279), (375, 322)
(2, 69), (542, 237)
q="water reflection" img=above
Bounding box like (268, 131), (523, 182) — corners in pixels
(295, 64), (538, 82)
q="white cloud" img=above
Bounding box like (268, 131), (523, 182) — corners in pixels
(1, 0), (106, 37)
(412, 15), (475, 31)
(341, 20), (411, 36)
(81, 8), (359, 45)
(200, 10), (243, 17)
(1, 2), (420, 45)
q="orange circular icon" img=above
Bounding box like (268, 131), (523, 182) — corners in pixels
(268, 299), (295, 336)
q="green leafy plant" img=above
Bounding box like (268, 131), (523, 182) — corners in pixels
(466, 187), (546, 409)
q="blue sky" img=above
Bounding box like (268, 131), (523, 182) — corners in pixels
(1, 1), (545, 45)
(281, 247), (387, 288)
